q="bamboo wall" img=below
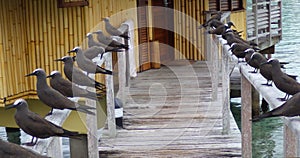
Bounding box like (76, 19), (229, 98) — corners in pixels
(0, 0), (138, 106)
(174, 0), (206, 60)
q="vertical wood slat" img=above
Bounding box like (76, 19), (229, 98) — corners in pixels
(181, 0), (186, 59)
(192, 0), (197, 60)
(0, 0), (7, 98)
(241, 74), (252, 158)
(173, 0), (178, 59)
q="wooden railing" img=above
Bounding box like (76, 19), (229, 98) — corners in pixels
(21, 20), (133, 157)
(247, 0), (282, 49)
(206, 9), (300, 157)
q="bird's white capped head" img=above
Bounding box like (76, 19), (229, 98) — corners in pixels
(230, 43), (237, 47)
(47, 70), (61, 78)
(68, 46), (81, 54)
(50, 70), (60, 76)
(244, 48), (254, 53)
(86, 33), (93, 37)
(225, 28), (232, 33)
(14, 98), (26, 106)
(103, 17), (109, 22)
(25, 68), (45, 77)
(250, 52), (258, 59)
(93, 30), (103, 34)
(5, 98), (28, 110)
(267, 58), (274, 62)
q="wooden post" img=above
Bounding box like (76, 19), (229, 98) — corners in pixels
(284, 120), (298, 157)
(252, 88), (260, 116)
(117, 51), (126, 103)
(105, 53), (117, 137)
(241, 74), (252, 158)
(86, 97), (99, 158)
(222, 44), (230, 134)
(70, 135), (88, 158)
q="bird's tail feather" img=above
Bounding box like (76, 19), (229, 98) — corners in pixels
(122, 44), (129, 50)
(120, 34), (130, 40)
(97, 66), (113, 75)
(61, 129), (80, 137)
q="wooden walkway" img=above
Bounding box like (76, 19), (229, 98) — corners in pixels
(99, 61), (241, 157)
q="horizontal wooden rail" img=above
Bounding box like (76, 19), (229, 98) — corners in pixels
(239, 60), (300, 157)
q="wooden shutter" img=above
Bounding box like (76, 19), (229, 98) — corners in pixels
(137, 0), (151, 72)
(220, 0), (229, 11)
(232, 0), (242, 10)
(209, 0), (218, 11)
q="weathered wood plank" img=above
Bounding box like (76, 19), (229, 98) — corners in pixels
(99, 61), (241, 157)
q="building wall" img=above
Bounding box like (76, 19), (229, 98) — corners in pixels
(0, 0), (138, 106)
(173, 0), (247, 60)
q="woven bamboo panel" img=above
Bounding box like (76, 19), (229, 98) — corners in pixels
(0, 0), (138, 106)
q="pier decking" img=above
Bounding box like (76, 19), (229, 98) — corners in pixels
(99, 61), (241, 157)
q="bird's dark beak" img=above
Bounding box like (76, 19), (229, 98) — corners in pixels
(54, 58), (63, 62)
(228, 47), (232, 51)
(46, 74), (53, 78)
(68, 50), (76, 55)
(232, 24), (236, 28)
(72, 56), (76, 61)
(5, 104), (16, 110)
(25, 72), (35, 77)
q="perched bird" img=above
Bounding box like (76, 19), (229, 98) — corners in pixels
(198, 11), (222, 29)
(208, 21), (235, 35)
(92, 30), (129, 50)
(68, 47), (113, 75)
(223, 29), (258, 46)
(260, 59), (274, 86)
(247, 52), (267, 73)
(0, 139), (47, 158)
(103, 17), (130, 40)
(260, 59), (298, 86)
(228, 43), (251, 62)
(203, 19), (224, 29)
(47, 71), (101, 100)
(244, 49), (255, 63)
(25, 68), (95, 115)
(252, 92), (300, 121)
(265, 59), (300, 101)
(86, 33), (123, 54)
(82, 46), (105, 60)
(5, 99), (81, 146)
(54, 56), (106, 92)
